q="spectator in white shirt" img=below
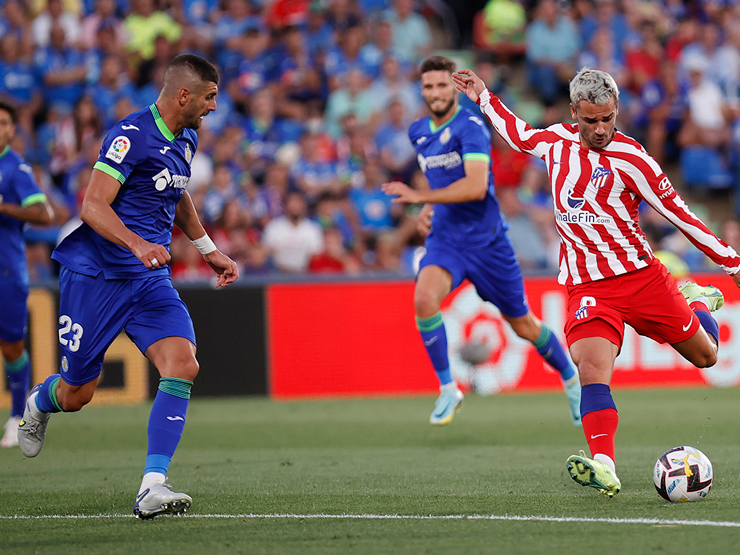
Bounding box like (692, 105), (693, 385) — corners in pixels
(262, 192), (324, 272)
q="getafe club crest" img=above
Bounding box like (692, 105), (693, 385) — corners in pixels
(590, 166), (612, 189)
(440, 127), (452, 145)
(185, 143), (192, 164)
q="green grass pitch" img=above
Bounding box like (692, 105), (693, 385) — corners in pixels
(2, 387), (740, 554)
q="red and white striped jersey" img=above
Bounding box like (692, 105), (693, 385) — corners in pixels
(477, 89), (740, 285)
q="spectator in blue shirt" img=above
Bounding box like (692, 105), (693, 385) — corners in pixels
(525, 0), (581, 107)
(349, 156), (400, 239)
(375, 99), (416, 183)
(324, 24), (375, 90)
(0, 34), (41, 116)
(86, 55), (137, 129)
(34, 23), (87, 114)
(292, 132), (345, 201)
(227, 27), (272, 112)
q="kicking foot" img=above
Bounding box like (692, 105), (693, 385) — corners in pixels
(679, 282), (724, 312)
(134, 482), (192, 519)
(566, 450), (621, 497)
(430, 386), (464, 426)
(17, 385), (51, 458)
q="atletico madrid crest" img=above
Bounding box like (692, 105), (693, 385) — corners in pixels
(590, 166), (612, 189)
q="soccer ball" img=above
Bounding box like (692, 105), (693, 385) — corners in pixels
(653, 446), (713, 502)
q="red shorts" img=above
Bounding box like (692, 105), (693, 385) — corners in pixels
(564, 258), (700, 349)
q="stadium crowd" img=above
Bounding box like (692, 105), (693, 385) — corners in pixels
(3, 0), (740, 282)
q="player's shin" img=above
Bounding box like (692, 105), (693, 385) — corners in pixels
(691, 303), (720, 345)
(140, 377), (192, 494)
(5, 350), (31, 417)
(533, 325), (576, 381)
(416, 312), (453, 386)
(581, 383), (619, 470)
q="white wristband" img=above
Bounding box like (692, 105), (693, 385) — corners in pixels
(192, 234), (217, 255)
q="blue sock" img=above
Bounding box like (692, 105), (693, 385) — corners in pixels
(533, 325), (576, 381)
(695, 309), (719, 345)
(145, 377), (193, 476)
(581, 383), (617, 417)
(416, 312), (452, 386)
(5, 350), (31, 417)
(35, 374), (63, 414)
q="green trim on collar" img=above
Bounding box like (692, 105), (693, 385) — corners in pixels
(0, 145), (10, 160)
(429, 105), (461, 133)
(150, 104), (176, 142)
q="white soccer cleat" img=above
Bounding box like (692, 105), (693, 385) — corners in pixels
(430, 386), (464, 426)
(134, 482), (193, 519)
(17, 386), (51, 458)
(1, 416), (21, 448)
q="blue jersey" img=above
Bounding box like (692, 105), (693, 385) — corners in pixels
(53, 104), (197, 280)
(0, 146), (45, 284)
(409, 106), (502, 249)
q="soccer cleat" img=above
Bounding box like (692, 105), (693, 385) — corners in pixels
(563, 376), (582, 426)
(1, 416), (21, 448)
(134, 482), (192, 519)
(679, 282), (724, 312)
(430, 386), (464, 426)
(566, 450), (621, 497)
(17, 385), (51, 458)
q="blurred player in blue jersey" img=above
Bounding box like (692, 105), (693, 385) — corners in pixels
(0, 100), (54, 448)
(383, 56), (581, 426)
(18, 54), (239, 518)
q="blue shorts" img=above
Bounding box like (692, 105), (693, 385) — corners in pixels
(420, 231), (529, 318)
(0, 277), (28, 343)
(58, 267), (196, 386)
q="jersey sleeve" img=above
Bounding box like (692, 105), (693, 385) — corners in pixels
(477, 89), (558, 159)
(459, 113), (491, 164)
(617, 148), (740, 274)
(12, 161), (45, 206)
(92, 122), (147, 185)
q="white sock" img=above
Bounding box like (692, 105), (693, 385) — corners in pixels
(138, 472), (166, 495)
(441, 381), (458, 391)
(29, 392), (45, 420)
(594, 453), (616, 473)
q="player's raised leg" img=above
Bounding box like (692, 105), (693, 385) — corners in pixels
(503, 312), (581, 425)
(1, 340), (30, 447)
(134, 336), (197, 518)
(414, 265), (463, 426)
(565, 335), (621, 497)
(672, 282), (723, 367)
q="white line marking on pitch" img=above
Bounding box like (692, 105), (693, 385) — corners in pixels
(0, 513), (738, 527)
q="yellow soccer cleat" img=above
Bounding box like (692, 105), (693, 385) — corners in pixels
(678, 282), (724, 312)
(566, 450), (621, 498)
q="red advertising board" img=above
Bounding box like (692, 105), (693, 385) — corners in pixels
(267, 275), (740, 399)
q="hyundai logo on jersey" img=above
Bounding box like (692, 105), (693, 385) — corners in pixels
(590, 166), (612, 189)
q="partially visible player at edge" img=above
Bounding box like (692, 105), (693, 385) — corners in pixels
(382, 56), (581, 427)
(453, 67), (740, 497)
(0, 100), (54, 448)
(17, 54), (239, 518)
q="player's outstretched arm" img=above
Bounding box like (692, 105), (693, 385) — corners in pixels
(382, 160), (488, 205)
(174, 191), (239, 287)
(81, 169), (171, 269)
(454, 69), (550, 158)
(0, 198), (54, 225)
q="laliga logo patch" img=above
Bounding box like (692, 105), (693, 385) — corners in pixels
(106, 135), (131, 164)
(590, 166), (612, 189)
(440, 127), (452, 145)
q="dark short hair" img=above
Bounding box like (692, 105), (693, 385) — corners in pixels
(0, 100), (17, 123)
(419, 55), (456, 75)
(168, 53), (220, 85)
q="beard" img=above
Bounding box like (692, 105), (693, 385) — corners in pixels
(426, 97), (455, 119)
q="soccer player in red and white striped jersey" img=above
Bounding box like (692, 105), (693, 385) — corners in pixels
(453, 67), (740, 497)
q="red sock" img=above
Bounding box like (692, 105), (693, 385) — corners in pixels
(582, 408), (619, 462)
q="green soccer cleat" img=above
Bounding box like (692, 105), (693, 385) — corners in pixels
(563, 376), (582, 426)
(430, 386), (464, 426)
(566, 450), (621, 497)
(678, 282), (724, 312)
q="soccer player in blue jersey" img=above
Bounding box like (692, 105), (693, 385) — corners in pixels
(0, 100), (54, 448)
(18, 54), (239, 518)
(382, 56), (581, 426)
